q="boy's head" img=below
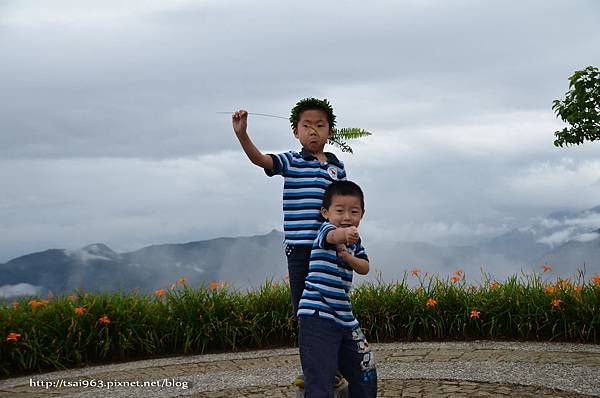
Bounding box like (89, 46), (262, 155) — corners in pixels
(289, 98), (336, 154)
(321, 180), (365, 228)
(290, 98), (336, 130)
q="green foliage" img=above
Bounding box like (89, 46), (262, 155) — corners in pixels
(329, 127), (372, 154)
(2, 270), (599, 377)
(289, 98), (336, 129)
(553, 66), (600, 147)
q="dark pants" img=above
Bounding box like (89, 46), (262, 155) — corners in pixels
(299, 314), (377, 398)
(285, 244), (312, 317)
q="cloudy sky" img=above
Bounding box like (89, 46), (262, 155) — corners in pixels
(1, 0), (600, 264)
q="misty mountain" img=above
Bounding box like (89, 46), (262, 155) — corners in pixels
(0, 230), (286, 298)
(537, 238), (600, 274)
(1, 206), (599, 298)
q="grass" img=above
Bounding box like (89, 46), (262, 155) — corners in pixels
(1, 268), (599, 377)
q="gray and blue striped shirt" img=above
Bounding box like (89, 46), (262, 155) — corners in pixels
(265, 149), (346, 246)
(297, 222), (368, 328)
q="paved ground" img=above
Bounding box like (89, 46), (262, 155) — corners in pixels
(1, 341), (599, 397)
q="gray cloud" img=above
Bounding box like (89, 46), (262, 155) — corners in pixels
(1, 0), (600, 267)
(0, 283), (42, 298)
(2, 0), (599, 159)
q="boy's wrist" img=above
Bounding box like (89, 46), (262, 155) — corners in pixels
(335, 228), (347, 244)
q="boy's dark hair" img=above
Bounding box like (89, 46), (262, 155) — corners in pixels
(289, 98), (336, 129)
(322, 180), (365, 212)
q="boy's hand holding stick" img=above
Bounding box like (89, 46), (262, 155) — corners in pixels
(231, 110), (248, 137)
(230, 109), (273, 169)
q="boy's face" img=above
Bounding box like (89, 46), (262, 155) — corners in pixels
(293, 109), (331, 154)
(321, 194), (364, 228)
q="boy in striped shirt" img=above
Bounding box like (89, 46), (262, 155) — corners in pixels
(298, 180), (377, 397)
(232, 98), (346, 317)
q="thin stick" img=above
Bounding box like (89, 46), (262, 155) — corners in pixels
(216, 111), (288, 120)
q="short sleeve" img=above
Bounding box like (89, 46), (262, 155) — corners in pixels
(353, 240), (369, 261)
(338, 161), (347, 181)
(315, 222), (337, 250)
(264, 153), (283, 177)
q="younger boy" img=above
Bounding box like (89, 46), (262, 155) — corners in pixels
(231, 98), (346, 317)
(297, 180), (377, 397)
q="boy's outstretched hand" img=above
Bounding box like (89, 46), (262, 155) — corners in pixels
(232, 109), (248, 136)
(342, 226), (360, 245)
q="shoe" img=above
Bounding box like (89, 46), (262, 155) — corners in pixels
(334, 370), (345, 388)
(292, 373), (305, 388)
(292, 372), (345, 389)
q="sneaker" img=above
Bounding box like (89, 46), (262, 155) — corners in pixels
(334, 370), (345, 389)
(292, 373), (305, 388)
(292, 372), (345, 389)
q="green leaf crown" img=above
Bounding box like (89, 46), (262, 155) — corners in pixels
(289, 97), (336, 129)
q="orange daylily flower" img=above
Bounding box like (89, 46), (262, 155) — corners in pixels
(544, 287), (555, 295)
(490, 281), (501, 290)
(426, 298), (437, 307)
(210, 281), (220, 289)
(283, 274), (290, 283)
(542, 264), (552, 272)
(451, 276), (461, 283)
(453, 268), (464, 276)
(74, 306), (86, 315)
(28, 299), (49, 309)
(272, 283), (280, 289)
(176, 277), (187, 285)
(98, 315), (111, 325)
(6, 332), (21, 342)
(410, 268), (421, 277)
(469, 309), (480, 319)
(154, 289), (167, 297)
(575, 286), (583, 294)
(551, 299), (562, 308)
(591, 275), (600, 285)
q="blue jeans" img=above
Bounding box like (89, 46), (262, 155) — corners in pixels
(299, 313), (377, 398)
(285, 244), (312, 318)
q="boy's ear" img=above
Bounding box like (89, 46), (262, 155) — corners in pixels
(320, 207), (329, 220)
(293, 127), (299, 138)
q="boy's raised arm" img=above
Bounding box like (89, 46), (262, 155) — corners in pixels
(232, 110), (274, 170)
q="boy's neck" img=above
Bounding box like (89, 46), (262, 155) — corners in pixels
(303, 148), (328, 163)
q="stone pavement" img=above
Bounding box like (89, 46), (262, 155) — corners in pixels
(1, 341), (599, 397)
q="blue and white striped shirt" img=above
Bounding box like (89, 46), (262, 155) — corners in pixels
(297, 222), (368, 328)
(265, 149), (346, 246)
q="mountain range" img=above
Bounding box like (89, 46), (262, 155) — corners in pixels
(1, 206), (599, 298)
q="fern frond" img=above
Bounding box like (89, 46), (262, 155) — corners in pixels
(332, 127), (372, 140)
(328, 136), (354, 154)
(328, 127), (372, 153)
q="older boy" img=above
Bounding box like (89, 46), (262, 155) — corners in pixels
(232, 98), (346, 317)
(297, 180), (377, 397)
